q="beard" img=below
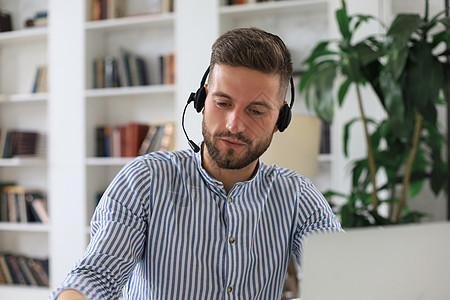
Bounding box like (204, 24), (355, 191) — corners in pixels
(202, 119), (274, 170)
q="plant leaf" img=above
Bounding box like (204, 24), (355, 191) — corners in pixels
(338, 79), (352, 106)
(385, 14), (422, 80)
(387, 14), (422, 36)
(379, 69), (406, 138)
(404, 42), (442, 122)
(343, 117), (359, 157)
(302, 41), (337, 65)
(312, 62), (337, 123)
(336, 0), (351, 39)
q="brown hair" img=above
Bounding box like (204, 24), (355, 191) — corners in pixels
(209, 27), (293, 103)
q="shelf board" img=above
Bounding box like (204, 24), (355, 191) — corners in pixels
(85, 12), (175, 32)
(220, 0), (328, 16)
(0, 93), (48, 104)
(0, 27), (48, 44)
(0, 222), (50, 233)
(0, 157), (47, 167)
(0, 285), (50, 298)
(85, 84), (175, 99)
(86, 157), (133, 166)
(318, 153), (333, 163)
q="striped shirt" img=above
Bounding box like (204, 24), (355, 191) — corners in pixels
(50, 148), (342, 300)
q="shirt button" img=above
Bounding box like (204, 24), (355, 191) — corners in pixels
(229, 236), (235, 244)
(227, 286), (233, 294)
(228, 196), (233, 203)
(214, 182), (219, 187)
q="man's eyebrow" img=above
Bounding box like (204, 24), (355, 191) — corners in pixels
(212, 91), (232, 99)
(250, 100), (275, 110)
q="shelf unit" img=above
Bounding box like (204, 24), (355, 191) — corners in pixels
(0, 0), (50, 297)
(1, 0), (446, 299)
(83, 6), (177, 228)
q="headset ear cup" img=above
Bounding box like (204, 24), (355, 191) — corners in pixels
(194, 86), (206, 113)
(277, 104), (292, 132)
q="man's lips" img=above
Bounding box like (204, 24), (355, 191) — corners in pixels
(220, 137), (246, 148)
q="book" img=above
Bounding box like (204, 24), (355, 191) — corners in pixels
(104, 56), (121, 88)
(320, 121), (331, 154)
(17, 256), (38, 286)
(96, 126), (106, 157)
(0, 10), (12, 32)
(0, 255), (13, 284)
(14, 131), (39, 156)
(159, 53), (176, 85)
(2, 130), (16, 158)
(31, 65), (48, 93)
(0, 128), (7, 158)
(25, 190), (49, 224)
(26, 257), (49, 287)
(124, 122), (150, 157)
(4, 254), (27, 285)
(31, 67), (41, 93)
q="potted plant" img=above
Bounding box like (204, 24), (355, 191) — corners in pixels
(299, 0), (449, 227)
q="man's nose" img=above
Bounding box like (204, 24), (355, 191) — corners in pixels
(225, 110), (247, 134)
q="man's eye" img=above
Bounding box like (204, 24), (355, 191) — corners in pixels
(249, 108), (264, 116)
(217, 101), (230, 108)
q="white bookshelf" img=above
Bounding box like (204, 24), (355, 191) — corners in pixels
(1, 0), (446, 299)
(0, 0), (50, 297)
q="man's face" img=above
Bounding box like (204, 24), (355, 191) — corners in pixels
(202, 64), (281, 170)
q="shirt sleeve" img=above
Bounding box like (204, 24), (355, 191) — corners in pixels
(49, 158), (152, 300)
(291, 176), (343, 267)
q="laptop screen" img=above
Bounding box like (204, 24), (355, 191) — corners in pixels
(300, 222), (450, 300)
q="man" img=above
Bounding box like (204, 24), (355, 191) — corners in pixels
(51, 27), (342, 300)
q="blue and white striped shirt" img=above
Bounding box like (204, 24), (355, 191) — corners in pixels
(51, 148), (341, 299)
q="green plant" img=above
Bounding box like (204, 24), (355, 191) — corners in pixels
(300, 0), (449, 227)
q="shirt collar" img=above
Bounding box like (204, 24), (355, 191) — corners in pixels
(192, 143), (262, 192)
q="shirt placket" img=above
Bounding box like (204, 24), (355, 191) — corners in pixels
(224, 193), (237, 299)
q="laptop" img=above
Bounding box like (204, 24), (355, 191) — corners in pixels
(300, 222), (450, 300)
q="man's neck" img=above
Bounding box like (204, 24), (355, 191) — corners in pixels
(201, 144), (258, 194)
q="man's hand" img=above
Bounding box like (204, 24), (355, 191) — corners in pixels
(56, 289), (88, 300)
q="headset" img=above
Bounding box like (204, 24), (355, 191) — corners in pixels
(182, 66), (295, 153)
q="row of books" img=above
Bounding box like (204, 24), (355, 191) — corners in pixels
(0, 129), (40, 159)
(31, 65), (48, 94)
(96, 121), (175, 158)
(91, 0), (125, 20)
(0, 253), (49, 287)
(90, 0), (174, 21)
(93, 50), (175, 89)
(0, 184), (49, 224)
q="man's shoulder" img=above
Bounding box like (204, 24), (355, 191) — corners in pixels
(260, 162), (303, 182)
(134, 148), (194, 167)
